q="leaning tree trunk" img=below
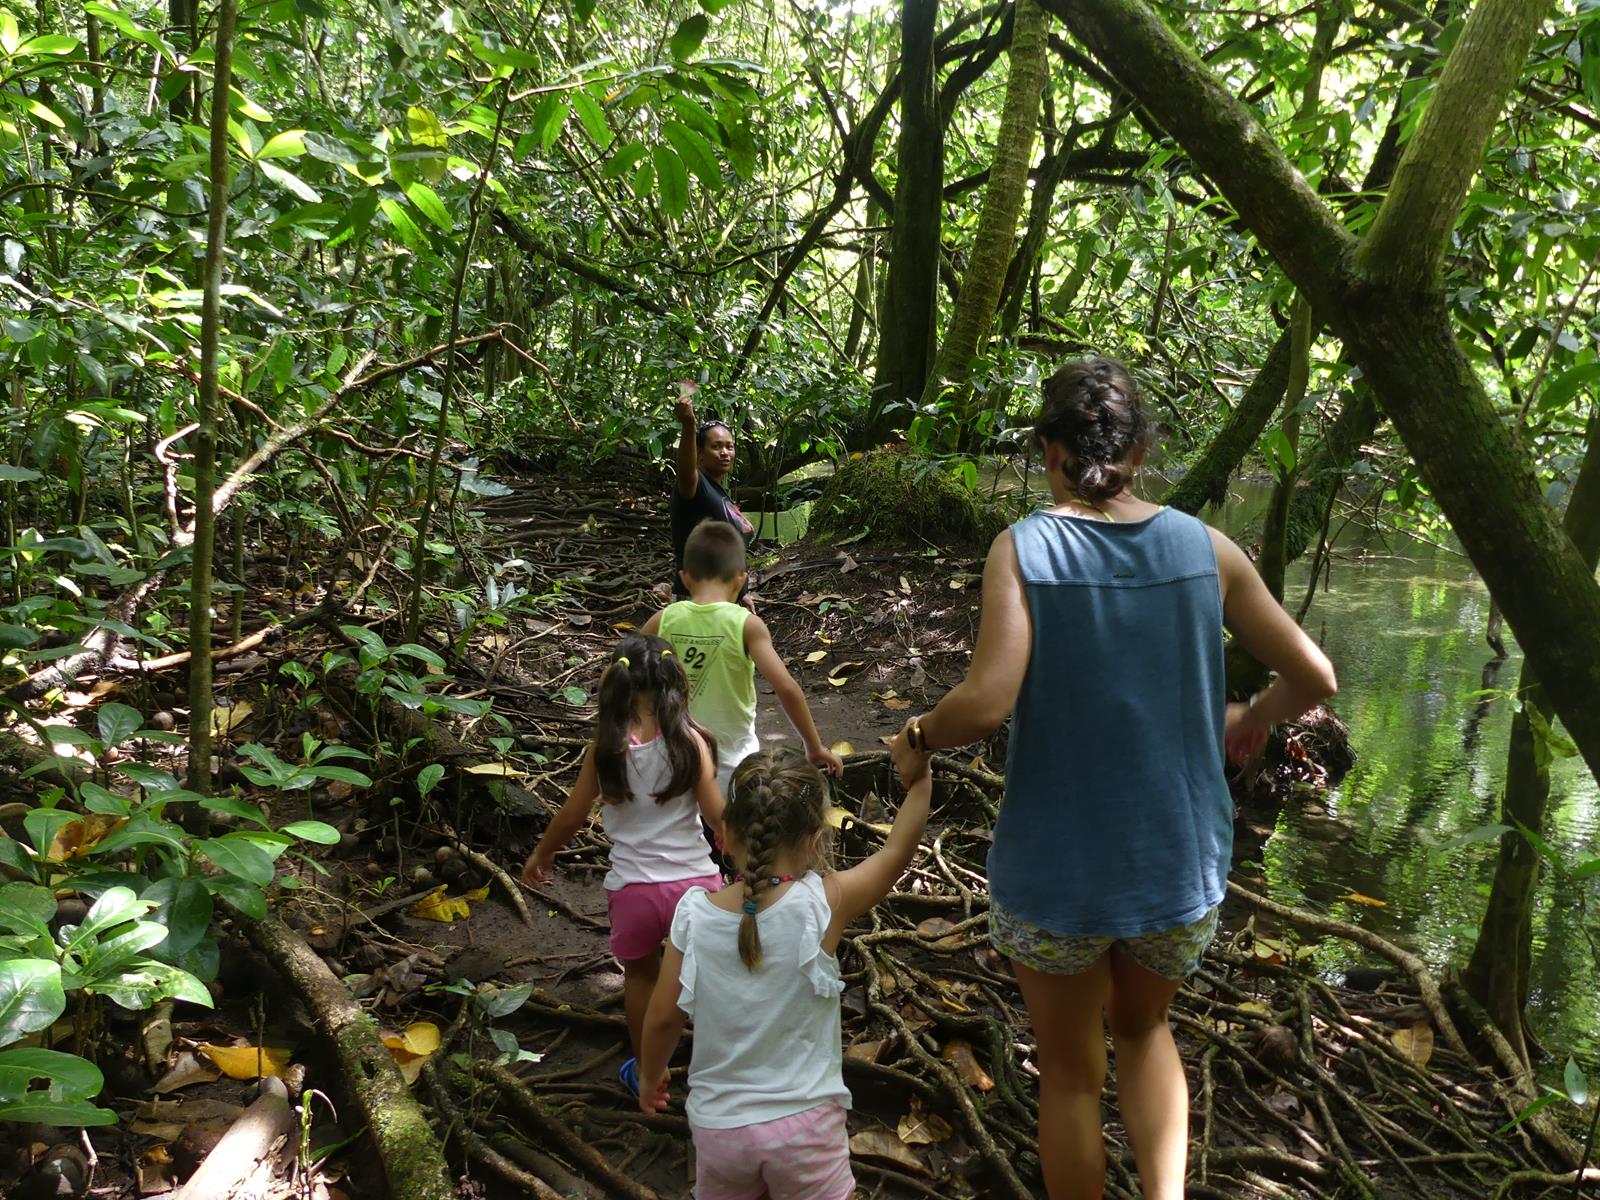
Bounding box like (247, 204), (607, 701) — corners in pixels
(869, 0), (943, 439)
(922, 0), (1050, 424)
(185, 0), (239, 804)
(1463, 412), (1600, 1064)
(1040, 0), (1600, 785)
(1281, 385), (1380, 562)
(1255, 295), (1313, 604)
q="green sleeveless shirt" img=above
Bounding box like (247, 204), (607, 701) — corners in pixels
(659, 600), (759, 778)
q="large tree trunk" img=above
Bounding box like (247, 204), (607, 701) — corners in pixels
(1281, 385), (1380, 563)
(1040, 0), (1600, 784)
(1463, 413), (1600, 1063)
(922, 0), (1050, 423)
(870, 0), (943, 438)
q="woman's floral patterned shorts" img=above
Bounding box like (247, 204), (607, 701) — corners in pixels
(990, 902), (1221, 980)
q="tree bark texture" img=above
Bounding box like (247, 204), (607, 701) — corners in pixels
(1255, 296), (1313, 603)
(924, 0), (1050, 417)
(1281, 385), (1380, 564)
(184, 0), (238, 799)
(1463, 413), (1600, 1062)
(1040, 0), (1600, 784)
(871, 0), (943, 436)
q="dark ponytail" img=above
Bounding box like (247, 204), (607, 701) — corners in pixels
(1034, 357), (1148, 505)
(594, 635), (716, 804)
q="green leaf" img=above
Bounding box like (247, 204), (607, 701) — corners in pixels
(652, 145), (688, 219)
(0, 624), (37, 648)
(16, 33), (80, 55)
(699, 0), (736, 12)
(406, 104), (448, 149)
(256, 129), (307, 160)
(91, 813), (188, 857)
(669, 13), (709, 59)
(258, 161), (322, 203)
(570, 91), (613, 149)
(0, 10), (23, 53)
(0, 465), (42, 483)
(281, 820), (341, 845)
(309, 765), (373, 787)
(79, 783), (131, 817)
(1564, 1057), (1588, 1106)
(662, 121), (721, 188)
(391, 642), (446, 669)
(198, 794), (271, 828)
(198, 837), (276, 887)
(1536, 362), (1600, 413)
(476, 981), (532, 1018)
(416, 763), (445, 797)
(403, 182), (452, 233)
(118, 763), (181, 793)
(561, 685), (587, 706)
(0, 1048), (102, 1100)
(0, 883), (55, 939)
(602, 142), (649, 180)
(0, 959), (65, 1047)
(528, 94), (568, 150)
(96, 702), (143, 750)
(378, 197), (424, 249)
(1496, 1091), (1559, 1134)
(0, 1097), (118, 1125)
(203, 875), (267, 920)
(142, 878), (213, 957)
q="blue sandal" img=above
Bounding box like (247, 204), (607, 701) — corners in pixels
(618, 1056), (640, 1096)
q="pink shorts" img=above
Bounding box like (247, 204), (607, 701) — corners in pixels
(607, 875), (722, 962)
(691, 1103), (853, 1200)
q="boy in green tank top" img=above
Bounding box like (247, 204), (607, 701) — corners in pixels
(643, 521), (843, 793)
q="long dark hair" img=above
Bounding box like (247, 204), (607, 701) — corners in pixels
(594, 635), (714, 805)
(724, 749), (830, 970)
(1034, 357), (1149, 504)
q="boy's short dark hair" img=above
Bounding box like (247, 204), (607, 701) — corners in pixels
(684, 520), (746, 582)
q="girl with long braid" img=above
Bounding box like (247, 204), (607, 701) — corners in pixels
(638, 747), (933, 1200)
(521, 635), (725, 1096)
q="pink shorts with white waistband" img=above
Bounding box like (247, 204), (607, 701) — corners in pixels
(691, 1102), (853, 1200)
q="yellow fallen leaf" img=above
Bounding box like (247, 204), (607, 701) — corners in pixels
(805, 650), (828, 664)
(828, 660), (865, 681)
(210, 701), (253, 737)
(46, 813), (125, 862)
(610, 621), (636, 632)
(383, 1021), (441, 1057)
(197, 1043), (293, 1080)
(1391, 1020), (1434, 1067)
(827, 677), (848, 687)
(830, 741), (854, 757)
(940, 1039), (994, 1092)
(1236, 1000), (1273, 1018)
(464, 762), (527, 777)
(898, 576), (911, 594)
(464, 885), (490, 902)
(409, 887), (471, 922)
(1341, 891), (1387, 907)
(825, 807), (892, 836)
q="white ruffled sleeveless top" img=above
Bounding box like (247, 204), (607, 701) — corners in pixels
(668, 871), (850, 1128)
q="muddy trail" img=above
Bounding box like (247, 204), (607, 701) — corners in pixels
(3, 453), (1588, 1200)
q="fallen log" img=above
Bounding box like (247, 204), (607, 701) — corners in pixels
(246, 914), (453, 1200)
(171, 1078), (294, 1200)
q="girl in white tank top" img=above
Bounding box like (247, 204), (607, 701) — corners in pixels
(636, 747), (932, 1200)
(521, 636), (725, 1095)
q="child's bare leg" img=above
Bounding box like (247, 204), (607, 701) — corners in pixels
(1105, 945), (1187, 1200)
(1013, 954), (1112, 1200)
(620, 952), (661, 1058)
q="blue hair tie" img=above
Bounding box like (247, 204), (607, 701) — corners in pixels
(741, 900), (758, 916)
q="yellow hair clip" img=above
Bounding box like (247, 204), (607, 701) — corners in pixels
(613, 655), (630, 667)
(661, 649), (675, 658)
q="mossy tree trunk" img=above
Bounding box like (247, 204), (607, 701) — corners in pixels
(1039, 0), (1600, 783)
(922, 0), (1051, 423)
(870, 0), (942, 439)
(1255, 295), (1313, 604)
(1463, 413), (1600, 1063)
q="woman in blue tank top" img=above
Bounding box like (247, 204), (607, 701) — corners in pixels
(890, 358), (1337, 1200)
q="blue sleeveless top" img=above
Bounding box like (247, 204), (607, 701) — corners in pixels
(990, 507), (1230, 937)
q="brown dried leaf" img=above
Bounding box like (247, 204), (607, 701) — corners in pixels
(845, 1038), (887, 1064)
(897, 1102), (952, 1146)
(151, 1050), (222, 1094)
(940, 1039), (994, 1092)
(1391, 1020), (1434, 1067)
(849, 1129), (927, 1174)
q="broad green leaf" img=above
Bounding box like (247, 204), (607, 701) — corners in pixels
(407, 104), (448, 149)
(0, 9), (20, 54)
(391, 642), (446, 669)
(118, 763), (181, 792)
(198, 837), (276, 886)
(308, 765), (372, 787)
(416, 763), (445, 796)
(669, 13), (709, 59)
(602, 142), (649, 180)
(570, 91), (612, 149)
(652, 145), (688, 219)
(258, 161), (321, 203)
(403, 182), (452, 232)
(96, 702), (143, 750)
(15, 33), (79, 54)
(0, 466), (42, 483)
(0, 1097), (117, 1125)
(0, 1048), (102, 1100)
(281, 820), (340, 845)
(142, 878), (213, 957)
(256, 129), (307, 160)
(0, 959), (65, 1047)
(204, 875), (267, 920)
(79, 782), (131, 816)
(378, 197), (424, 248)
(0, 883), (54, 938)
(1565, 1057), (1588, 1106)
(199, 794), (271, 827)
(528, 94), (568, 150)
(1536, 362), (1600, 413)
(92, 813), (188, 857)
(662, 121), (721, 188)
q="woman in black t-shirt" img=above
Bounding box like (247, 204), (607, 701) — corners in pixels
(670, 380), (754, 597)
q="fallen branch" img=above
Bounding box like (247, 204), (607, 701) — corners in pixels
(246, 915), (454, 1200)
(171, 1078), (293, 1200)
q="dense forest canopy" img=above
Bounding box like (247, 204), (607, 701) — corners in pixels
(3, 0), (1600, 1191)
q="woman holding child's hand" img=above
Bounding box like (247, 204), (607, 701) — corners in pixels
(889, 358), (1336, 1200)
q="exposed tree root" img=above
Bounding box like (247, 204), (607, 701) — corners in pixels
(245, 915), (454, 1200)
